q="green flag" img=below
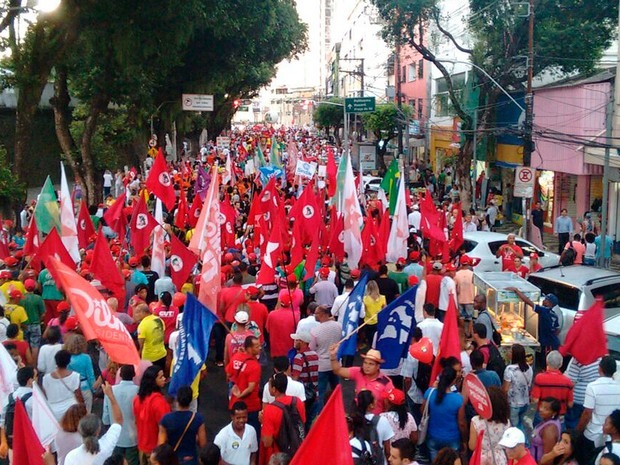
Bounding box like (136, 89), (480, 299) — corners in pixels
(381, 159), (400, 214)
(34, 176), (61, 234)
(270, 138), (282, 167)
(331, 153), (348, 211)
(256, 145), (267, 167)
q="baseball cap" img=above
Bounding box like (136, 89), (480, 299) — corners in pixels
(4, 257), (17, 267)
(445, 263), (456, 272)
(287, 273), (298, 284)
(246, 286), (260, 297)
(280, 294), (292, 306)
(128, 256), (139, 267)
(384, 388), (406, 405)
(499, 427), (526, 448)
(350, 269), (361, 279)
(57, 301), (70, 312)
(530, 252), (539, 259)
(234, 311), (249, 324)
(408, 275), (419, 286)
(24, 279), (36, 291)
(396, 257), (406, 266)
(319, 267), (330, 278)
(0, 270), (11, 279)
(290, 332), (312, 343)
(544, 293), (559, 306)
(408, 251), (420, 261)
(9, 289), (22, 299)
(432, 261), (443, 271)
(65, 316), (79, 331)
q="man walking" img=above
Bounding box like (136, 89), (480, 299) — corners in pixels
(554, 208), (573, 255)
(309, 305), (341, 413)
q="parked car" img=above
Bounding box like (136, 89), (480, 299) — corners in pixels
(363, 175), (382, 192)
(463, 231), (560, 272)
(603, 315), (620, 379)
(527, 266), (620, 342)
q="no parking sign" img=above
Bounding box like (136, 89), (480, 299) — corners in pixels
(514, 166), (535, 198)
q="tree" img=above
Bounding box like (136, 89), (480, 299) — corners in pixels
(371, 0), (618, 209)
(361, 102), (412, 172)
(313, 98), (344, 146)
(0, 145), (25, 213)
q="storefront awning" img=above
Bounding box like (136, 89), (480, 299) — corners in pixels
(584, 146), (620, 168)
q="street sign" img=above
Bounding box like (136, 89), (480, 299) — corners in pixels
(514, 166), (535, 198)
(344, 97), (376, 113)
(464, 373), (493, 420)
(182, 94), (214, 112)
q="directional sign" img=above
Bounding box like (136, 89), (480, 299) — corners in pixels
(514, 166), (535, 198)
(182, 94), (214, 112)
(344, 97), (376, 113)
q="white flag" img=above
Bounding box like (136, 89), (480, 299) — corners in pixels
(342, 154), (363, 269)
(151, 199), (167, 278)
(32, 383), (60, 446)
(0, 344), (16, 409)
(60, 162), (80, 263)
(386, 171), (409, 263)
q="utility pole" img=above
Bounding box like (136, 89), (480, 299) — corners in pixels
(599, 93), (614, 267)
(521, 0), (535, 240)
(396, 44), (403, 156)
(472, 109), (478, 209)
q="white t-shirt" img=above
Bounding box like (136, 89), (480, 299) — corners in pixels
(596, 442), (620, 464)
(213, 423), (258, 465)
(43, 371), (81, 421)
(64, 423), (121, 465)
(418, 318), (444, 355)
(55, 430), (82, 465)
(262, 376), (306, 404)
(0, 317), (8, 342)
(102, 173), (113, 188)
(350, 436), (373, 459)
(584, 377), (620, 446)
(37, 343), (62, 375)
(438, 276), (457, 311)
(332, 292), (366, 324)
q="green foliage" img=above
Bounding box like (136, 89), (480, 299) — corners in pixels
(362, 103), (412, 140)
(0, 145), (25, 204)
(313, 98), (344, 130)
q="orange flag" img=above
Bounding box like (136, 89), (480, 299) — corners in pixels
(430, 294), (461, 384)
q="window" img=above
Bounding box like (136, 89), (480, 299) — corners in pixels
(401, 66), (406, 83)
(407, 63), (416, 82)
(515, 240), (545, 258)
(592, 284), (620, 309)
(527, 276), (581, 311)
(462, 240), (478, 253)
(408, 99), (416, 110)
(434, 72), (466, 117)
(418, 98), (424, 120)
(418, 59), (424, 79)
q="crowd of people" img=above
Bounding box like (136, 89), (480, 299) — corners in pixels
(0, 126), (618, 465)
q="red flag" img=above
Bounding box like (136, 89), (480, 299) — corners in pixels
(247, 190), (262, 227)
(361, 219), (381, 267)
(169, 233), (198, 290)
(90, 229), (125, 306)
(256, 217), (282, 286)
(36, 227), (75, 278)
(76, 200), (95, 249)
(377, 207), (390, 261)
(290, 384), (353, 465)
(289, 221), (304, 268)
(430, 295), (461, 384)
(129, 195), (157, 255)
(560, 299), (607, 365)
(289, 182), (320, 245)
(145, 150), (176, 210)
(469, 429), (485, 465)
(23, 216), (40, 257)
(11, 399), (45, 465)
(419, 191), (447, 243)
(303, 228), (321, 280)
(187, 194), (202, 228)
(103, 192), (127, 241)
(326, 147), (337, 197)
(0, 229), (9, 260)
(449, 204), (464, 254)
(328, 211), (345, 261)
(46, 256), (140, 365)
(220, 198), (238, 249)
(174, 188), (188, 230)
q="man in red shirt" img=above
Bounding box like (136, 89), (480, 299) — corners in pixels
(219, 273), (249, 325)
(531, 350), (574, 416)
(495, 233), (523, 270)
(228, 335), (262, 437)
(266, 294), (299, 357)
(424, 262), (443, 309)
(499, 427), (537, 465)
(261, 372), (306, 462)
(246, 286), (268, 344)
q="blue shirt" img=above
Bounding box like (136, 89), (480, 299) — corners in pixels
(534, 305), (560, 349)
(424, 388), (464, 442)
(594, 235), (614, 259)
(554, 216), (573, 234)
(68, 353), (96, 391)
(102, 380), (139, 447)
(475, 369), (501, 388)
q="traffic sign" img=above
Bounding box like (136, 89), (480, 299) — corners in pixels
(514, 166), (535, 198)
(182, 94), (214, 112)
(464, 373), (493, 420)
(344, 97), (376, 113)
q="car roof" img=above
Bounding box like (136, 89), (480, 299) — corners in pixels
(463, 231), (523, 241)
(529, 266), (620, 287)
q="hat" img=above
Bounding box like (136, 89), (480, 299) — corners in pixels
(396, 257), (406, 266)
(445, 263), (456, 272)
(122, 269), (131, 279)
(412, 204), (419, 210)
(234, 310), (249, 324)
(248, 253), (257, 263)
(128, 256), (139, 267)
(432, 261), (443, 271)
(57, 301), (70, 312)
(408, 275), (419, 286)
(64, 316), (79, 331)
(319, 267), (330, 278)
(384, 389), (406, 405)
(321, 256), (331, 266)
(544, 293), (559, 306)
(4, 256), (17, 267)
(0, 270), (11, 279)
(408, 251), (420, 261)
(9, 289), (22, 299)
(290, 332), (312, 343)
(13, 251), (23, 260)
(231, 260), (241, 268)
(287, 273), (298, 284)
(24, 279), (36, 291)
(246, 286), (260, 297)
(280, 294), (292, 306)
(360, 349), (385, 364)
(498, 427), (526, 448)
(350, 269), (361, 279)
(530, 253), (539, 259)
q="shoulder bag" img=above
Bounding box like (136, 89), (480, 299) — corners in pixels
(417, 388), (435, 446)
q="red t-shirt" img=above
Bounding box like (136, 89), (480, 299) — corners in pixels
(219, 286), (248, 322)
(153, 305), (179, 345)
(266, 309), (300, 357)
(133, 392), (171, 453)
(499, 244), (523, 270)
(425, 274), (442, 308)
(228, 355), (261, 412)
(505, 264), (529, 279)
(3, 340), (29, 362)
(247, 300), (268, 343)
(531, 369), (574, 414)
(262, 395), (307, 462)
(509, 450), (537, 465)
(278, 288), (304, 313)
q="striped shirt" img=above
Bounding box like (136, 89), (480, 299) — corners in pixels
(292, 349), (319, 385)
(584, 377), (620, 447)
(565, 358), (601, 405)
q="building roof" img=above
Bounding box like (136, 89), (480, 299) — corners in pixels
(534, 67), (615, 91)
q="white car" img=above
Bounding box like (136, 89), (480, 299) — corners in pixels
(363, 175), (382, 192)
(463, 231), (560, 272)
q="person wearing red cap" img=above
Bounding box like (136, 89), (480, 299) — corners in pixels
(529, 252), (543, 274)
(278, 274), (303, 314)
(266, 293), (299, 358)
(403, 251), (424, 283)
(438, 263), (457, 321)
(381, 388), (418, 443)
(309, 268), (338, 308)
(0, 271), (26, 303)
(245, 286), (268, 345)
(37, 265), (65, 325)
(20, 278), (45, 361)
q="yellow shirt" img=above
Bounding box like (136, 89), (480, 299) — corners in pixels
(181, 283), (194, 295)
(363, 295), (386, 325)
(0, 281), (26, 301)
(5, 304), (27, 340)
(137, 314), (167, 362)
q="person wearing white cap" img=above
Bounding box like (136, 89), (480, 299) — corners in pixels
(499, 427), (536, 465)
(224, 307), (255, 368)
(408, 204), (421, 231)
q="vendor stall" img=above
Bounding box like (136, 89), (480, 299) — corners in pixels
(474, 271), (541, 362)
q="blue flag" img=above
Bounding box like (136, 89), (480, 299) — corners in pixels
(259, 165), (284, 185)
(169, 293), (218, 395)
(375, 285), (418, 369)
(338, 273), (369, 358)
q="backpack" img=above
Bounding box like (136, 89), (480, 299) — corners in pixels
(481, 342), (506, 381)
(414, 358), (434, 393)
(560, 243), (576, 266)
(356, 415), (384, 465)
(549, 306), (563, 335)
(273, 397), (305, 457)
(351, 437), (378, 465)
(5, 392), (33, 447)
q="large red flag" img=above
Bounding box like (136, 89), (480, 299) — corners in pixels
(187, 194), (202, 229)
(469, 429), (485, 465)
(174, 188), (188, 230)
(449, 204), (464, 254)
(103, 192), (127, 241)
(326, 146), (338, 198)
(129, 195), (157, 255)
(220, 197), (238, 249)
(430, 295), (461, 384)
(36, 227), (75, 277)
(90, 229), (125, 306)
(76, 200), (95, 249)
(46, 256), (140, 365)
(361, 218), (381, 267)
(23, 215), (40, 257)
(303, 228), (321, 280)
(11, 398), (45, 465)
(289, 182), (320, 245)
(256, 217), (282, 286)
(247, 189), (262, 227)
(169, 233), (198, 290)
(560, 298), (607, 365)
(145, 150), (176, 210)
(290, 384), (352, 465)
(328, 211), (345, 261)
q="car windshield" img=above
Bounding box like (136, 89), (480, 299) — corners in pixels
(608, 334), (620, 362)
(462, 240), (478, 253)
(527, 276), (580, 310)
(592, 284), (620, 309)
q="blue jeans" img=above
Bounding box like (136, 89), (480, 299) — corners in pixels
(565, 403), (584, 430)
(427, 436), (461, 463)
(510, 405), (529, 433)
(317, 370), (339, 413)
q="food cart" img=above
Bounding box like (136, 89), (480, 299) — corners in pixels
(473, 271), (541, 363)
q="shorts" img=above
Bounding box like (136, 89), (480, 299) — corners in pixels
(24, 324), (42, 348)
(459, 304), (474, 321)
